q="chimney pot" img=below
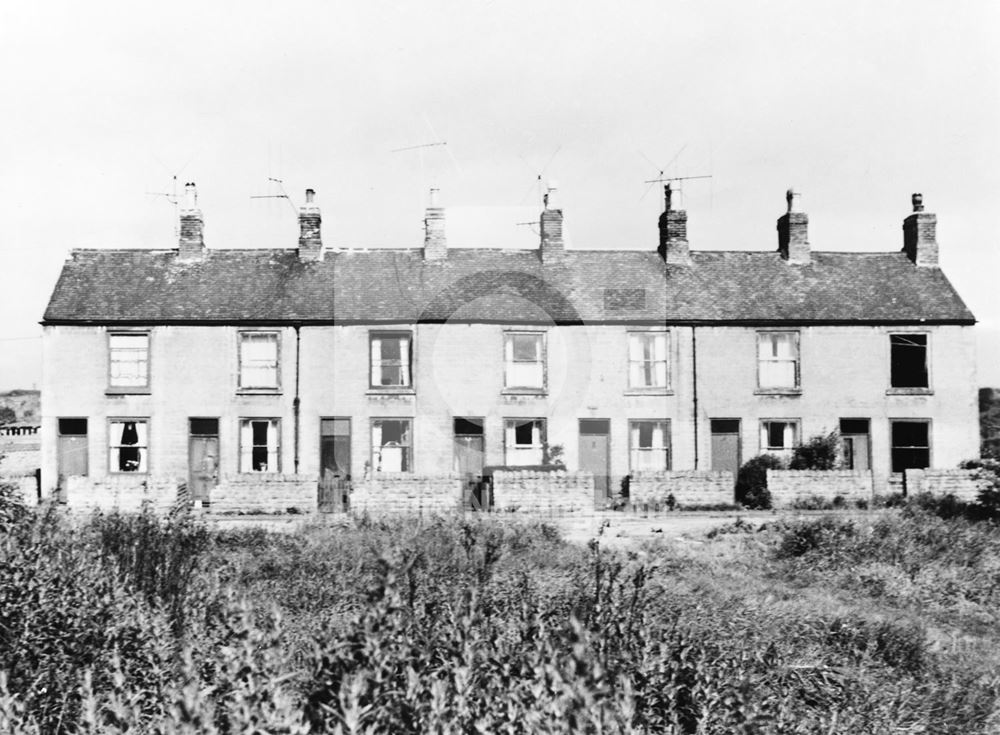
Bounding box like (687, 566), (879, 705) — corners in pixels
(912, 192), (924, 212)
(298, 188), (323, 261)
(777, 188), (810, 264)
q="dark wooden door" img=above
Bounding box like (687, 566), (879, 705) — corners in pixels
(320, 418), (352, 480)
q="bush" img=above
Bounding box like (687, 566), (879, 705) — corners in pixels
(789, 431), (841, 470)
(736, 454), (784, 509)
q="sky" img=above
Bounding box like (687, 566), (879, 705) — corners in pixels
(1, 0), (998, 389)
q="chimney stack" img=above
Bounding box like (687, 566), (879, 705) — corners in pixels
(658, 184), (690, 265)
(298, 188), (323, 261)
(540, 183), (564, 261)
(423, 188), (447, 260)
(178, 182), (205, 260)
(902, 193), (938, 267)
(777, 188), (810, 265)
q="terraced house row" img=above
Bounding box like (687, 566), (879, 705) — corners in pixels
(40, 183), (978, 506)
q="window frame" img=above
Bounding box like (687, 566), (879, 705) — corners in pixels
(889, 418), (932, 474)
(237, 330), (282, 393)
(627, 330), (671, 393)
(370, 418), (414, 473)
(887, 331), (932, 394)
(759, 418), (800, 457)
(369, 331), (414, 391)
(755, 330), (801, 394)
(107, 418), (150, 475)
(239, 418), (281, 474)
(502, 331), (547, 394)
(628, 419), (672, 473)
(503, 417), (546, 466)
(107, 330), (151, 394)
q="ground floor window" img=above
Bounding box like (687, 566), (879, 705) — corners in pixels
(760, 419), (799, 460)
(890, 420), (930, 473)
(629, 420), (670, 472)
(504, 418), (545, 465)
(372, 419), (412, 472)
(109, 419), (148, 473)
(240, 419), (280, 473)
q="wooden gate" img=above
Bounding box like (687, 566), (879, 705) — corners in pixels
(318, 474), (351, 513)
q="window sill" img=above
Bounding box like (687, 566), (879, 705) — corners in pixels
(624, 388), (673, 396)
(754, 388), (802, 396)
(367, 388), (416, 396)
(501, 388), (547, 396)
(105, 387), (150, 395)
(886, 388), (933, 396)
(237, 388), (282, 396)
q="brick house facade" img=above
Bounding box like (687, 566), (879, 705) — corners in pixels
(40, 184), (978, 505)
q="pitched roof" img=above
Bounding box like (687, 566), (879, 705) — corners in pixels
(42, 247), (975, 325)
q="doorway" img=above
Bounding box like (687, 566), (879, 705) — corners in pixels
(710, 419), (741, 476)
(454, 418), (486, 508)
(579, 419), (610, 502)
(188, 418), (219, 504)
(320, 418), (352, 480)
(840, 418), (871, 471)
(57, 418), (89, 486)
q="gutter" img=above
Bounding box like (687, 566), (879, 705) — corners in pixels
(293, 325), (301, 474)
(692, 326), (699, 470)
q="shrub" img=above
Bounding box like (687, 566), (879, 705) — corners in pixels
(736, 454), (784, 509)
(775, 516), (857, 558)
(789, 430), (841, 470)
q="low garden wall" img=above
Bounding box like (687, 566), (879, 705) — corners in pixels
(767, 470), (873, 508)
(209, 474), (317, 514)
(64, 475), (184, 514)
(350, 474), (465, 514)
(903, 469), (985, 502)
(629, 471), (734, 509)
(491, 470), (593, 514)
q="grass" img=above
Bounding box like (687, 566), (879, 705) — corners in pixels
(1, 490), (999, 733)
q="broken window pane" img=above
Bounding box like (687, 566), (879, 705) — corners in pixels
(891, 420), (930, 472)
(372, 419), (412, 472)
(890, 334), (928, 388)
(240, 418), (279, 472)
(109, 419), (148, 473)
(504, 419), (544, 465)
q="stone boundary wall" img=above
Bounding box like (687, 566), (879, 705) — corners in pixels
(64, 475), (183, 514)
(350, 474), (464, 514)
(767, 470), (873, 508)
(904, 469), (986, 502)
(629, 471), (734, 508)
(210, 474), (317, 514)
(491, 471), (593, 514)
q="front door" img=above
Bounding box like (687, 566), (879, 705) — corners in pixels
(840, 418), (871, 471)
(57, 418), (89, 485)
(188, 418), (219, 503)
(320, 418), (352, 480)
(710, 419), (741, 477)
(454, 418), (485, 508)
(579, 419), (610, 502)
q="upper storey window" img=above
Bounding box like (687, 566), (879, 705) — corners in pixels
(628, 331), (669, 389)
(890, 334), (929, 390)
(370, 332), (412, 388)
(757, 331), (799, 391)
(239, 332), (280, 390)
(504, 332), (545, 391)
(108, 333), (149, 391)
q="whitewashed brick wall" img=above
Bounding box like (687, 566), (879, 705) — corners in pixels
(64, 475), (182, 513)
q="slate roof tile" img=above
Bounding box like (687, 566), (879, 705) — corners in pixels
(42, 247), (975, 325)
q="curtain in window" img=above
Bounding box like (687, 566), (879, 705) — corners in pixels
(240, 421), (253, 471)
(242, 334), (278, 388)
(628, 336), (644, 386)
(759, 333), (796, 388)
(506, 336), (543, 388)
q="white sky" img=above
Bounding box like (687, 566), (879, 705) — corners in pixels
(1, 0), (998, 388)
